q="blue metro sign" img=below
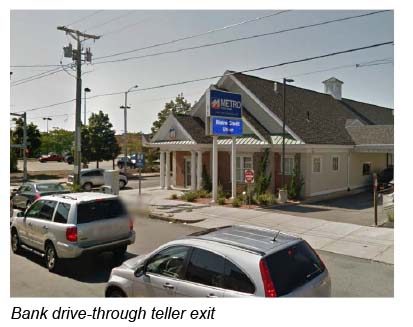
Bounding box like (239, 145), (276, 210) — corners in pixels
(209, 89), (242, 118)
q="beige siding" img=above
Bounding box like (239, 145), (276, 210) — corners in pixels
(349, 152), (387, 189)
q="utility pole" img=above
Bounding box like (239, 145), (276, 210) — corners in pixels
(57, 26), (99, 186)
(120, 85), (138, 172)
(84, 87), (91, 125)
(10, 112), (27, 183)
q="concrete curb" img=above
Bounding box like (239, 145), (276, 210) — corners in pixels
(148, 212), (205, 224)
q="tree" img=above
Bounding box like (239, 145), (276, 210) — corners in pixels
(150, 93), (191, 135)
(254, 148), (272, 195)
(81, 111), (121, 168)
(11, 118), (41, 157)
(39, 129), (74, 155)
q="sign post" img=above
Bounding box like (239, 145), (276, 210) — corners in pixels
(206, 87), (243, 202)
(244, 169), (255, 208)
(136, 153), (145, 196)
(373, 173), (378, 226)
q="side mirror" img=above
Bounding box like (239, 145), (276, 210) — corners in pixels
(134, 264), (146, 278)
(16, 211), (24, 218)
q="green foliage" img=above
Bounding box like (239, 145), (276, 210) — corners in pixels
(232, 198), (241, 207)
(182, 191), (198, 202)
(10, 150), (18, 172)
(81, 111), (121, 167)
(202, 165), (212, 192)
(254, 148), (272, 195)
(257, 193), (275, 206)
(287, 166), (305, 200)
(217, 197), (226, 205)
(150, 93), (192, 135)
(218, 185), (230, 199)
(39, 129), (74, 155)
(170, 194), (178, 200)
(11, 118), (41, 157)
(68, 184), (82, 193)
(196, 189), (210, 198)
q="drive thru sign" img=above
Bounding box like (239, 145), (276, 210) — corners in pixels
(244, 169), (254, 183)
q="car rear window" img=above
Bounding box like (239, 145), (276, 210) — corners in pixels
(76, 199), (127, 224)
(264, 241), (325, 296)
(36, 183), (65, 192)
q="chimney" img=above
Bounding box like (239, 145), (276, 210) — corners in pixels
(322, 77), (343, 100)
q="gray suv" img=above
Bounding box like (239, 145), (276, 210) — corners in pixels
(67, 169), (128, 191)
(10, 192), (135, 272)
(105, 225), (331, 297)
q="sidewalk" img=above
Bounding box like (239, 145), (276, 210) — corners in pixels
(120, 188), (394, 265)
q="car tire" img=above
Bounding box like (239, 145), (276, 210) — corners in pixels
(83, 182), (92, 192)
(107, 288), (126, 297)
(45, 243), (59, 272)
(113, 245), (127, 260)
(11, 230), (21, 254)
(119, 180), (126, 189)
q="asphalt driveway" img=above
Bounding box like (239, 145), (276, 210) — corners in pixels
(265, 192), (376, 226)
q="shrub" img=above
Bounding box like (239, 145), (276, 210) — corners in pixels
(196, 189), (209, 198)
(232, 198), (241, 207)
(69, 184), (83, 192)
(288, 166), (305, 200)
(183, 191), (198, 202)
(254, 148), (272, 195)
(257, 193), (275, 206)
(217, 197), (226, 205)
(202, 165), (212, 192)
(10, 150), (18, 172)
(170, 193), (178, 200)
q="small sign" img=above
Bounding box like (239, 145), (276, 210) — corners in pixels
(211, 117), (243, 136)
(136, 153), (145, 168)
(244, 169), (254, 184)
(207, 89), (242, 118)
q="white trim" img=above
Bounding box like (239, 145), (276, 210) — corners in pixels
(279, 154), (295, 176)
(331, 155), (340, 173)
(236, 154), (253, 183)
(312, 156), (322, 174)
(151, 113), (195, 143)
(242, 117), (267, 142)
(228, 74), (304, 144)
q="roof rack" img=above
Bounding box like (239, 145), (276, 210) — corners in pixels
(190, 236), (266, 256)
(51, 194), (78, 201)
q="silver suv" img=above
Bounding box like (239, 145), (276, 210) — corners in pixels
(67, 169), (128, 191)
(105, 225), (331, 297)
(10, 192), (135, 272)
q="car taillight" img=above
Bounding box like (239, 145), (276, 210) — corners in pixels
(129, 219), (134, 231)
(259, 259), (277, 297)
(34, 193), (41, 200)
(66, 227), (77, 242)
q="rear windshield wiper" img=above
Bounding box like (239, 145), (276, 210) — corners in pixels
(306, 263), (322, 280)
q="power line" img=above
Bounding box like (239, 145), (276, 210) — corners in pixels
(95, 10), (290, 60)
(65, 10), (103, 28)
(12, 41), (393, 115)
(10, 67), (68, 87)
(83, 11), (135, 32)
(100, 16), (152, 37)
(92, 10), (391, 66)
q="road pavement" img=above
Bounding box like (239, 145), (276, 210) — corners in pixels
(10, 215), (393, 297)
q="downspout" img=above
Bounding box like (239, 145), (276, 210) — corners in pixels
(347, 150), (351, 191)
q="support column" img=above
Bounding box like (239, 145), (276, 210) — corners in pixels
(165, 151), (171, 189)
(212, 136), (218, 202)
(197, 151), (203, 190)
(159, 151), (165, 189)
(191, 151), (196, 191)
(172, 151), (177, 187)
(231, 136), (236, 199)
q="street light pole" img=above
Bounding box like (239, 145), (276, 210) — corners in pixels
(43, 117), (52, 134)
(84, 87), (91, 125)
(120, 85), (138, 172)
(281, 78), (294, 194)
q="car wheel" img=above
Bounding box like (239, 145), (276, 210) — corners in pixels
(45, 243), (59, 272)
(107, 288), (126, 297)
(11, 230), (21, 254)
(119, 180), (126, 189)
(83, 182), (92, 192)
(113, 245), (127, 260)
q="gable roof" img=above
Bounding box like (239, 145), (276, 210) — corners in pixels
(232, 72), (393, 145)
(174, 114), (212, 144)
(346, 125), (394, 145)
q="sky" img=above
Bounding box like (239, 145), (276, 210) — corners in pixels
(10, 9), (394, 134)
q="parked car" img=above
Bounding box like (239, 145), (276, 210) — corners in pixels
(105, 225), (331, 297)
(10, 182), (70, 210)
(10, 193), (135, 272)
(38, 153), (64, 163)
(64, 154), (74, 164)
(67, 168), (128, 191)
(117, 154), (137, 169)
(377, 166), (393, 190)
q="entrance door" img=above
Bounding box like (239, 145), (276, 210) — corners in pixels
(184, 158), (191, 188)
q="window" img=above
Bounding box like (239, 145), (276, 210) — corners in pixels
(362, 162), (371, 176)
(281, 156), (295, 175)
(77, 199), (126, 224)
(264, 241), (325, 296)
(26, 201), (43, 218)
(223, 259), (255, 294)
(54, 203), (71, 224)
(236, 155), (253, 182)
(312, 157), (321, 173)
(185, 248), (225, 288)
(146, 246), (190, 279)
(38, 200), (57, 221)
(36, 183), (66, 192)
(332, 156), (339, 172)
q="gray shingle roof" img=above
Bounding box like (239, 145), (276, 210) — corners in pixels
(232, 72), (394, 145)
(346, 125), (394, 145)
(174, 114), (212, 144)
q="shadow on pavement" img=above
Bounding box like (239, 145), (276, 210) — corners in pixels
(310, 192), (373, 210)
(264, 205), (331, 213)
(14, 249), (138, 283)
